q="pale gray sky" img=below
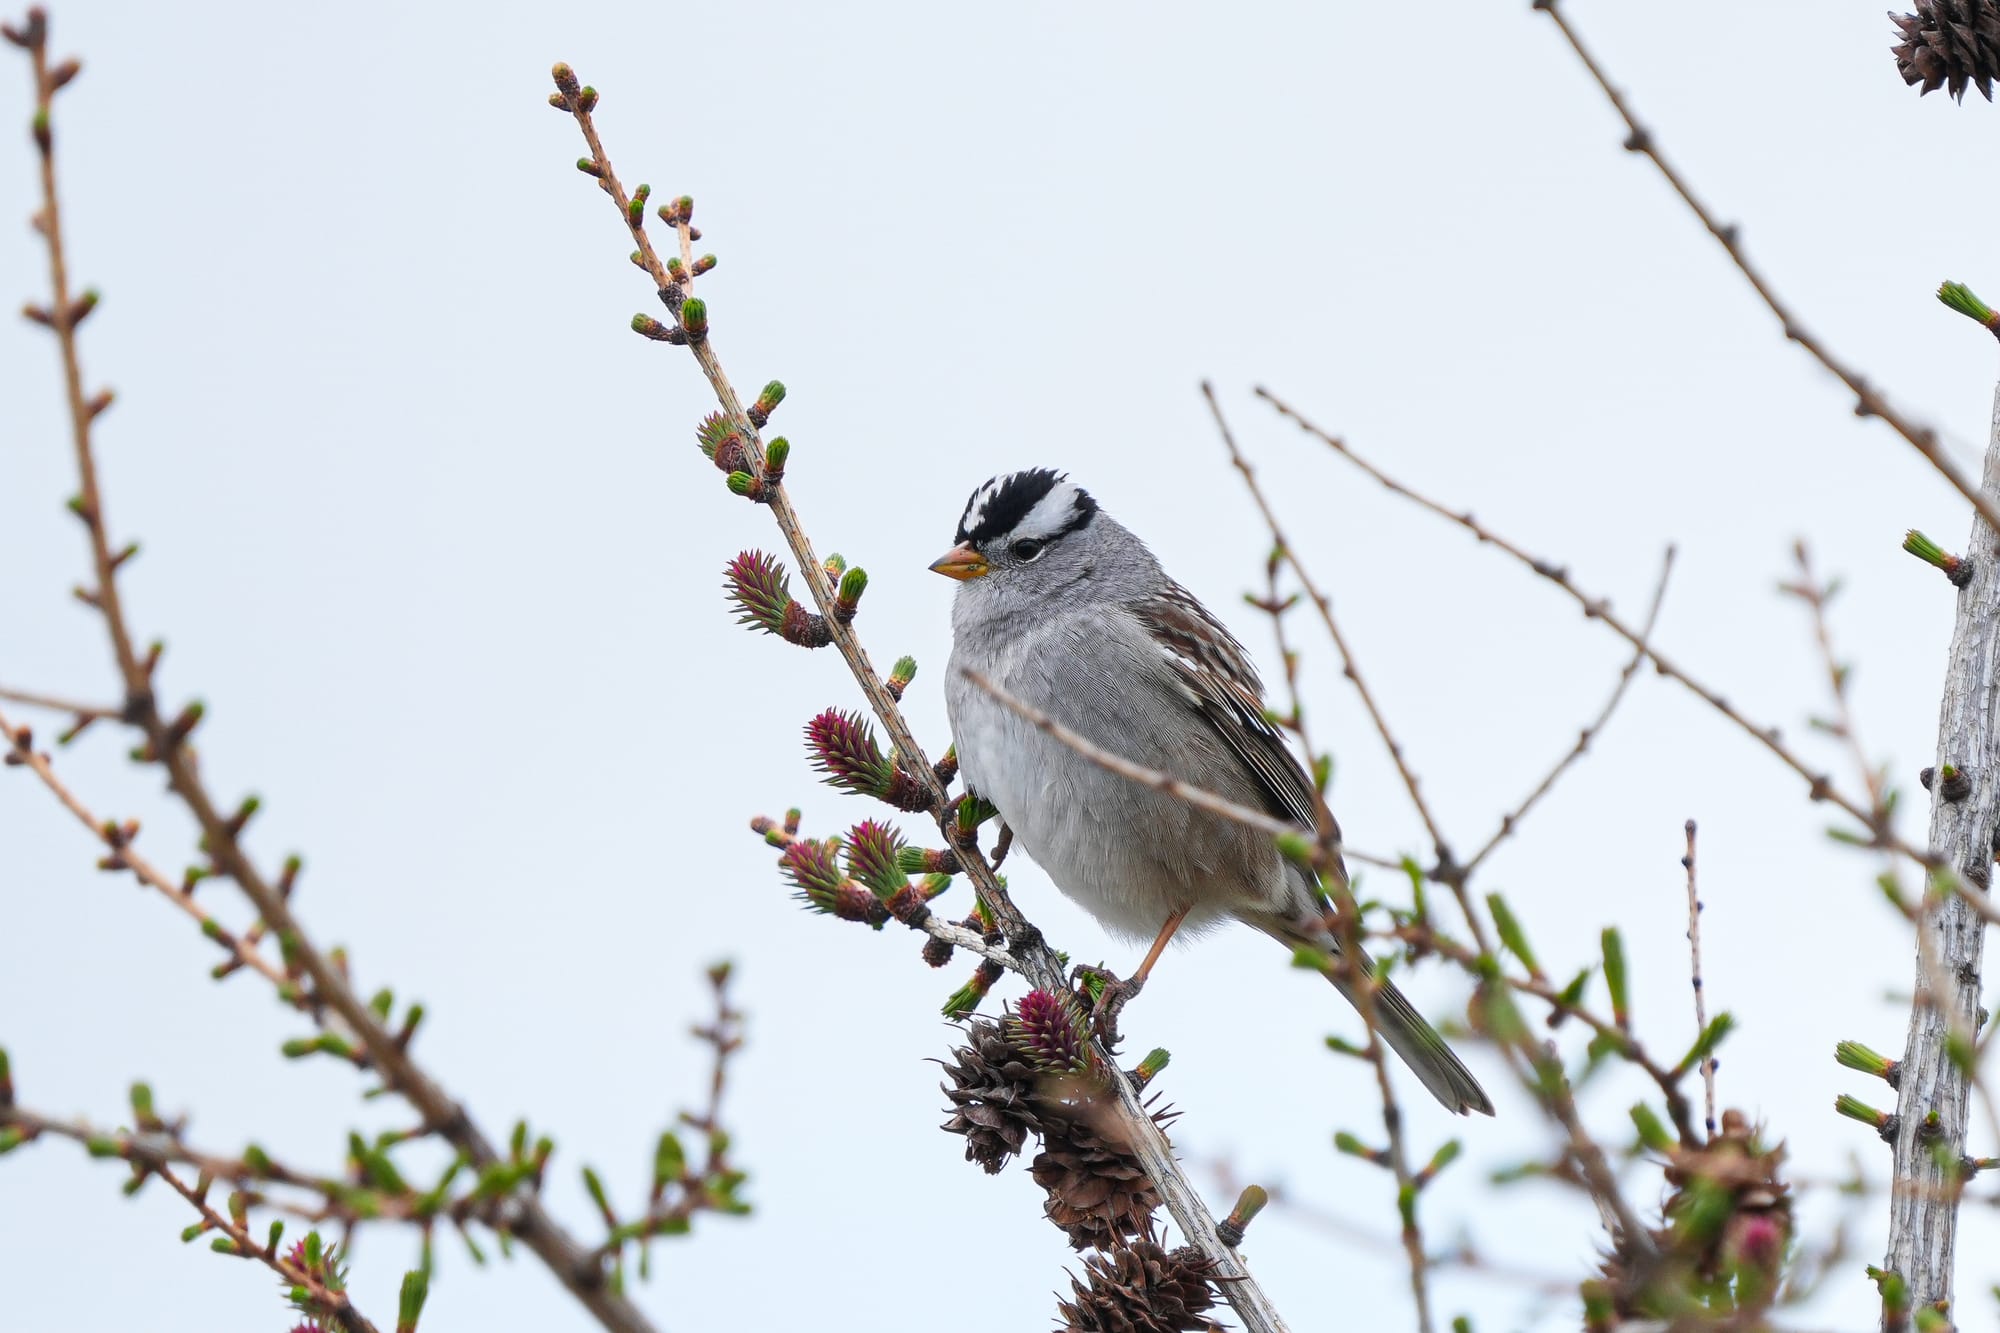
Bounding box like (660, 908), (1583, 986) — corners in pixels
(6, 2), (2000, 1330)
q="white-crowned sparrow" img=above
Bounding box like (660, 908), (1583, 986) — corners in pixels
(933, 468), (1493, 1116)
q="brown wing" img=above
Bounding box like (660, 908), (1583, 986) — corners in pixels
(1135, 582), (1343, 865)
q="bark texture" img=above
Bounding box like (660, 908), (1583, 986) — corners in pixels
(1885, 384), (2000, 1321)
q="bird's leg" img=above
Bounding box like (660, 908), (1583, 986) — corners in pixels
(1073, 907), (1190, 1047)
(991, 820), (1014, 868)
(1130, 906), (1191, 987)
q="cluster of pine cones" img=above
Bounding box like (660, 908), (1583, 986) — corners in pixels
(940, 995), (1221, 1333)
(1892, 0), (2000, 100)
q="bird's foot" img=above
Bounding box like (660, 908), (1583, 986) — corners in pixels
(1070, 963), (1142, 1050)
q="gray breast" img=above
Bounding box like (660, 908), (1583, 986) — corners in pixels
(946, 607), (1288, 941)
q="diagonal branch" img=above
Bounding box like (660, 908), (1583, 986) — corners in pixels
(1, 705), (309, 1008)
(1203, 382), (1457, 878)
(10, 21), (651, 1332)
(549, 69), (1290, 1333)
(1461, 546), (1673, 880)
(1258, 386), (2000, 927)
(0, 1103), (382, 1332)
(1530, 0), (2000, 535)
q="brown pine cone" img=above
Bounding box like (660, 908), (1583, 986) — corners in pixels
(1891, 0), (2000, 101)
(1032, 1115), (1161, 1252)
(1055, 1239), (1219, 1333)
(938, 1016), (1045, 1173)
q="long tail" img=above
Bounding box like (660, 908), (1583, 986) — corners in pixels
(1265, 922), (1494, 1116)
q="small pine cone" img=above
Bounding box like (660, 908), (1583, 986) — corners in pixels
(1055, 1239), (1218, 1333)
(1891, 0), (2000, 100)
(939, 1018), (1044, 1173)
(1033, 1115), (1160, 1251)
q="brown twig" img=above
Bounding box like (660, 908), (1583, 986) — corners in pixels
(958, 670), (1301, 845)
(1259, 387), (2000, 928)
(1245, 540), (1437, 1328)
(1529, 0), (2000, 537)
(1404, 922), (1701, 1148)
(1, 705), (312, 1010)
(1203, 382), (1457, 884)
(11, 22), (652, 1331)
(549, 71), (1288, 1331)
(1784, 543), (1892, 823)
(1203, 1158), (1574, 1295)
(1682, 819), (1716, 1140)
(588, 964), (748, 1269)
(1461, 547), (1674, 880)
(0, 1104), (380, 1332)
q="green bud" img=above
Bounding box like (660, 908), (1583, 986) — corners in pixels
(725, 471), (756, 497)
(1423, 1138), (1462, 1177)
(1629, 1102), (1673, 1152)
(679, 297), (708, 340)
(1484, 892), (1540, 976)
(1904, 529), (1949, 567)
(1675, 1011), (1734, 1077)
(1332, 1129), (1371, 1158)
(1835, 1040), (1895, 1080)
(1836, 1093), (1890, 1130)
(837, 566), (868, 614)
(398, 1268), (430, 1333)
(653, 1131), (686, 1188)
(1600, 928), (1629, 1028)
(763, 437), (789, 473)
(1938, 280), (1999, 332)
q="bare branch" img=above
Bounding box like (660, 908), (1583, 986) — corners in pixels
(1259, 387), (2000, 928)
(1530, 0), (2000, 535)
(1462, 547), (1674, 879)
(12, 26), (649, 1331)
(1682, 819), (1717, 1141)
(1203, 382), (1456, 878)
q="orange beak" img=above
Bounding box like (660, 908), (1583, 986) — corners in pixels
(928, 543), (989, 581)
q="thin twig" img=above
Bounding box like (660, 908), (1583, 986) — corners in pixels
(1462, 547), (1674, 879)
(1784, 543), (1890, 821)
(0, 1105), (380, 1332)
(1246, 545), (1434, 1328)
(0, 684), (117, 721)
(12, 25), (648, 1331)
(1530, 0), (2000, 537)
(0, 705), (310, 1008)
(958, 670), (1300, 844)
(1682, 819), (1716, 1140)
(1203, 382), (1455, 879)
(1201, 1158), (1573, 1295)
(1259, 386), (2000, 927)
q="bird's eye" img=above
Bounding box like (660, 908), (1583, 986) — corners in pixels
(1010, 538), (1046, 562)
